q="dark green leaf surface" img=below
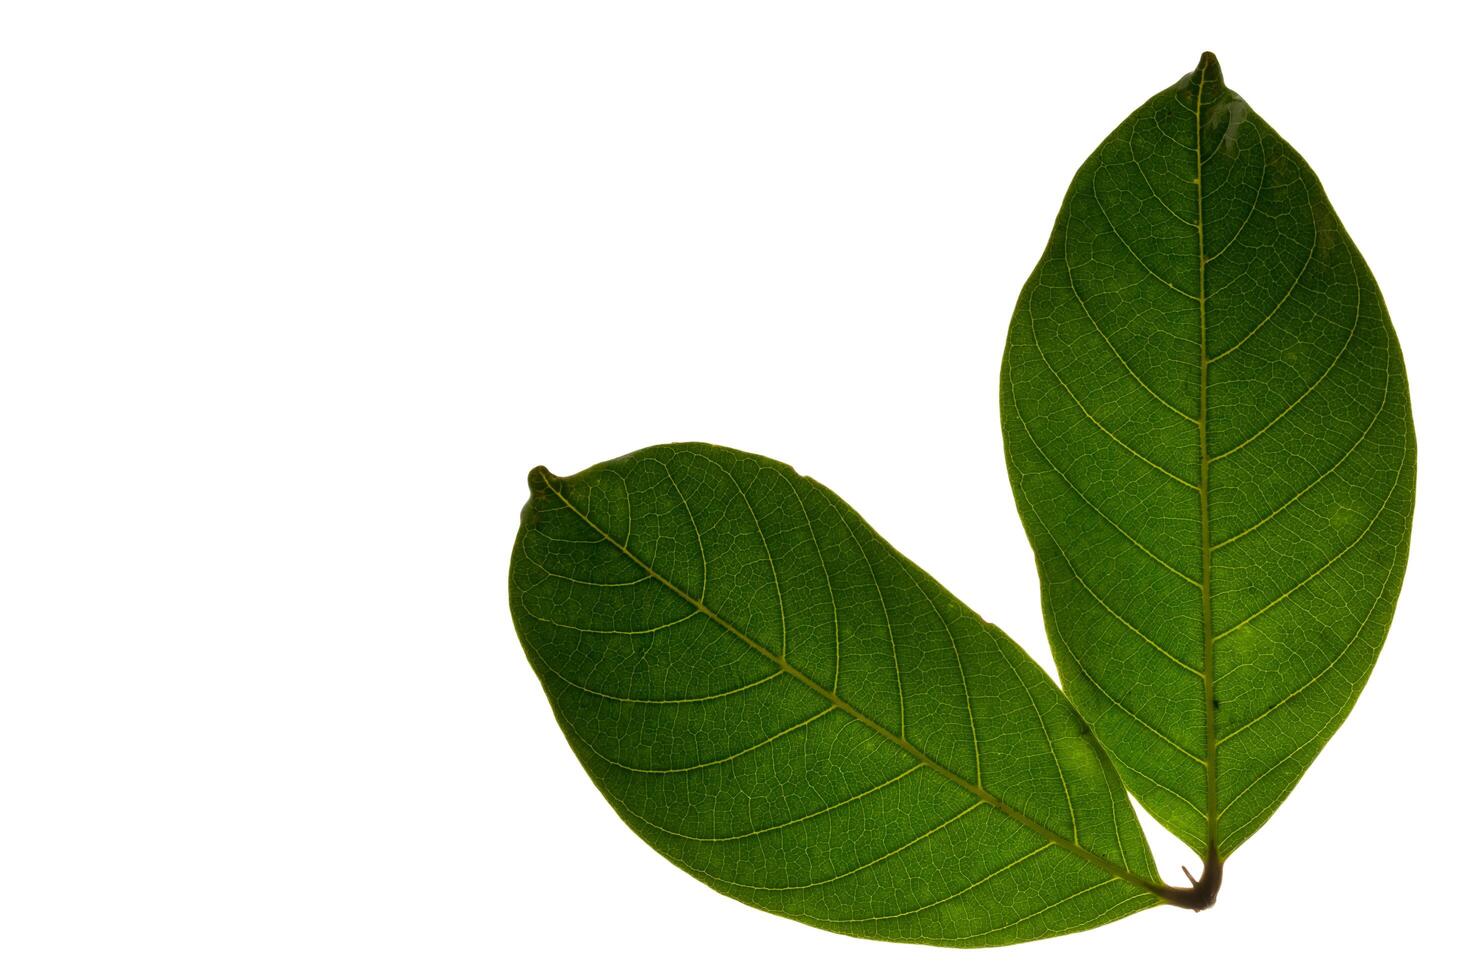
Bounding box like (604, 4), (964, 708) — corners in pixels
(1001, 54), (1415, 859)
(512, 444), (1167, 945)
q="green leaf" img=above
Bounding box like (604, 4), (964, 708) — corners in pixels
(511, 444), (1174, 946)
(510, 54), (1413, 945)
(1001, 53), (1415, 861)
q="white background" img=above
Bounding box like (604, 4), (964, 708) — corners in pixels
(3, 1), (1464, 976)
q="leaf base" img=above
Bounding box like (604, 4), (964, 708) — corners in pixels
(1155, 848), (1223, 911)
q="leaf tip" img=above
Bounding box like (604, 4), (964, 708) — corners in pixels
(521, 466), (560, 528)
(1192, 51), (1226, 93)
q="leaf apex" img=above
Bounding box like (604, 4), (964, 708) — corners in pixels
(1193, 50), (1225, 91)
(526, 465), (564, 503)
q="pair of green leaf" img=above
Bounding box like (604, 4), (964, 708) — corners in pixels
(509, 54), (1415, 946)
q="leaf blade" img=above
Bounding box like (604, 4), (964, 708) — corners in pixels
(512, 444), (1163, 945)
(1002, 53), (1415, 859)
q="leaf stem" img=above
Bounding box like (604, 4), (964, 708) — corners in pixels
(1153, 845), (1223, 911)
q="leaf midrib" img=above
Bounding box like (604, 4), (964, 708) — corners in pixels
(532, 467), (1172, 901)
(1192, 60), (1220, 860)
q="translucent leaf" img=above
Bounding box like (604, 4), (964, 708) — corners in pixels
(1001, 53), (1415, 860)
(511, 445), (1173, 945)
